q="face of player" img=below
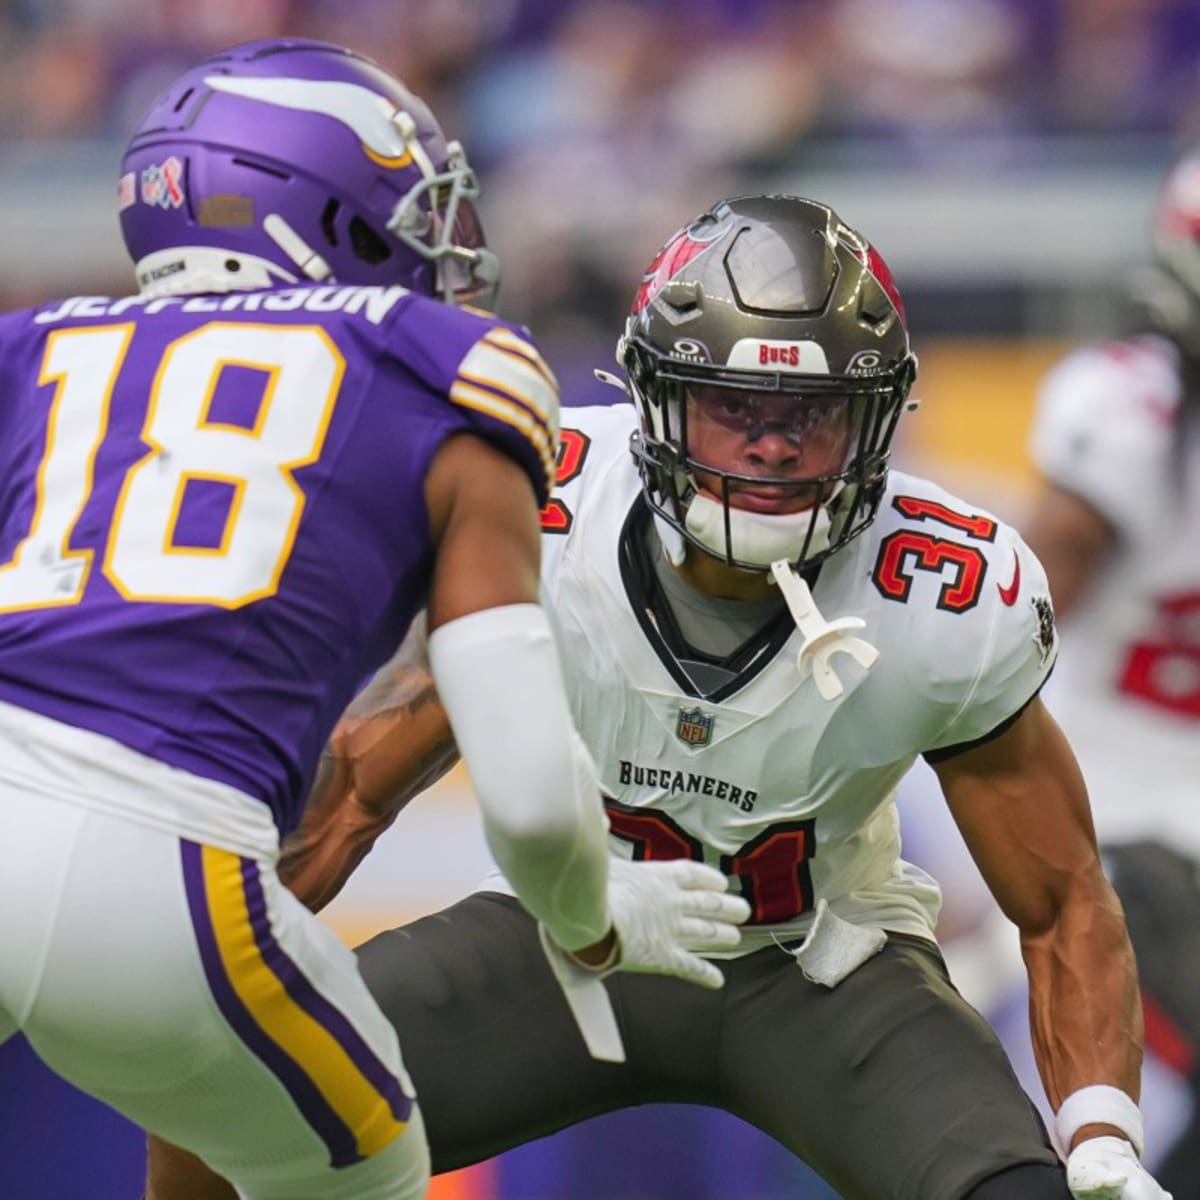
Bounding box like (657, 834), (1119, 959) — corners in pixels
(684, 385), (853, 514)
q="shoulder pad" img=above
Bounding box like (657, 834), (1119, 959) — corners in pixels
(451, 323), (560, 501)
(378, 298), (561, 504)
(540, 404), (640, 536)
(869, 475), (1057, 753)
(1029, 338), (1178, 538)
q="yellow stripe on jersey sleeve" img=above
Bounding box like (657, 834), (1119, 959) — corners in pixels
(457, 336), (559, 430)
(482, 327), (559, 393)
(452, 333), (560, 490)
(448, 379), (557, 491)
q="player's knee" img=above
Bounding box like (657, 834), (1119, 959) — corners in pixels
(962, 1160), (1072, 1199)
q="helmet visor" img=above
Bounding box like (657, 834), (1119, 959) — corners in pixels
(684, 385), (856, 480)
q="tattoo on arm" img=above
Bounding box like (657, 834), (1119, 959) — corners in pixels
(278, 654), (458, 910)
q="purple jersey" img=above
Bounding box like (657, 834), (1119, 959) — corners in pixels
(0, 284), (558, 833)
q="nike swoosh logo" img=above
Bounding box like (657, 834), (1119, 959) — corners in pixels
(997, 550), (1021, 606)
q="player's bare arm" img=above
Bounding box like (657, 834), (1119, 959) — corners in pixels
(935, 696), (1143, 1146)
(1022, 485), (1116, 620)
(423, 431), (546, 624)
(421, 430), (615, 963)
(279, 671), (458, 913)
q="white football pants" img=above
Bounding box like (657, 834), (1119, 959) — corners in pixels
(0, 702), (428, 1200)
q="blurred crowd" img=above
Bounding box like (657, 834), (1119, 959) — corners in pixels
(2, 0), (1199, 394)
(5, 0), (1200, 148)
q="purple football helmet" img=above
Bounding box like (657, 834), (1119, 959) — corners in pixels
(119, 38), (498, 305)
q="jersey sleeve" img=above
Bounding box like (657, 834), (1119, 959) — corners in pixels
(379, 299), (561, 505)
(921, 529), (1058, 760)
(450, 322), (560, 504)
(1028, 341), (1175, 545)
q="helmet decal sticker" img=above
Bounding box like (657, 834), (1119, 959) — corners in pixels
(198, 195), (255, 227)
(632, 215), (730, 315)
(866, 245), (905, 319)
(117, 173), (137, 212)
(726, 339), (830, 372)
(141, 158), (185, 209)
(206, 75), (417, 167)
(845, 349), (886, 375)
(672, 338), (711, 362)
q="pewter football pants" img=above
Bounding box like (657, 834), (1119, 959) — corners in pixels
(0, 720), (428, 1200)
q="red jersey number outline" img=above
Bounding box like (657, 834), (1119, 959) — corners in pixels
(604, 798), (816, 925)
(539, 427), (591, 534)
(872, 495), (996, 614)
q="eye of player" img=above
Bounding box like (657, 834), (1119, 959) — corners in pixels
(687, 385), (850, 445)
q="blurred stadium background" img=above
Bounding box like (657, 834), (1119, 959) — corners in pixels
(0, 1), (1196, 1196)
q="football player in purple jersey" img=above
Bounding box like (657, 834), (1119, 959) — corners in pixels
(150, 196), (1170, 1200)
(0, 40), (748, 1200)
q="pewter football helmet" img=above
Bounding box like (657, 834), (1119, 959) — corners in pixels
(620, 195), (917, 571)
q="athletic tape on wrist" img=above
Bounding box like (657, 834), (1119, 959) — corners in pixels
(537, 924), (626, 1064)
(1055, 1085), (1144, 1158)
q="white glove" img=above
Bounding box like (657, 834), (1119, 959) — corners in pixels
(598, 857), (751, 989)
(539, 858), (751, 1064)
(1066, 1137), (1172, 1200)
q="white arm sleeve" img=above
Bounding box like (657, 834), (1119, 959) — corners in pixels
(427, 603), (612, 952)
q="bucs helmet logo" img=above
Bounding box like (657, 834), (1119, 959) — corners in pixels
(676, 705), (715, 747)
(632, 213), (732, 315)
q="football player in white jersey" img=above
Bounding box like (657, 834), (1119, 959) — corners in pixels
(1021, 152), (1200, 1195)
(149, 196), (1169, 1200)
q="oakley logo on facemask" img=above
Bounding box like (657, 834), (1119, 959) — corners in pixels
(673, 339), (710, 362)
(846, 349), (885, 375)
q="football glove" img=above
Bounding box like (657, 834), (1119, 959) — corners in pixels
(599, 857), (750, 989)
(1066, 1136), (1172, 1200)
(540, 858), (751, 1063)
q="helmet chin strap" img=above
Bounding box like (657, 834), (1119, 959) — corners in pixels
(683, 491), (833, 569)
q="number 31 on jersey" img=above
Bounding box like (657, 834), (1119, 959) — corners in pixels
(872, 496), (996, 613)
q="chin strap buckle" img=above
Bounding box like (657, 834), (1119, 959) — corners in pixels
(770, 559), (879, 700)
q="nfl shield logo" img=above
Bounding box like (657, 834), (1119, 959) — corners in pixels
(676, 705), (714, 747)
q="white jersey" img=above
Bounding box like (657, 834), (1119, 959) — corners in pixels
(482, 404), (1056, 954)
(1030, 335), (1200, 855)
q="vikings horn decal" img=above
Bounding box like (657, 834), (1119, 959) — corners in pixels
(205, 76), (420, 168)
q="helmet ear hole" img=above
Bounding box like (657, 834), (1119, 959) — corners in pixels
(320, 199), (340, 248)
(349, 217), (391, 265)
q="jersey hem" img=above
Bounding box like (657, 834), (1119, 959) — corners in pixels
(0, 696), (281, 858)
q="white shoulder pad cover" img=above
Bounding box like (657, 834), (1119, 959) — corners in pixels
(538, 402), (641, 571)
(1029, 338), (1177, 542)
(921, 524), (1058, 757)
